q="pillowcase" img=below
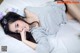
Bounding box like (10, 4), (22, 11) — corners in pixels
(4, 0), (55, 7)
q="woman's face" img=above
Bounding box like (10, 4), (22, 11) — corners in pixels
(9, 20), (30, 33)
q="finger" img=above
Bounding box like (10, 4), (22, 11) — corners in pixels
(20, 28), (26, 34)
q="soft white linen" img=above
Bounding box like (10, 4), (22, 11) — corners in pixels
(48, 20), (80, 53)
(4, 0), (55, 7)
(0, 0), (55, 16)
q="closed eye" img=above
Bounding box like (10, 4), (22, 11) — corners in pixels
(15, 24), (19, 33)
(15, 24), (19, 28)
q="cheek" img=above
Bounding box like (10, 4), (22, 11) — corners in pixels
(9, 25), (16, 32)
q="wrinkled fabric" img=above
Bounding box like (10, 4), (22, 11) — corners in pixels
(29, 1), (68, 53)
(27, 1), (67, 35)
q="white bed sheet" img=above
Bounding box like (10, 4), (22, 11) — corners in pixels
(48, 20), (80, 53)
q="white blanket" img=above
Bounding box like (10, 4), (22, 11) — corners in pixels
(48, 20), (80, 53)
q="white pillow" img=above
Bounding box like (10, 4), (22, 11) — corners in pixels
(0, 0), (55, 16)
(3, 0), (55, 7)
(0, 0), (25, 16)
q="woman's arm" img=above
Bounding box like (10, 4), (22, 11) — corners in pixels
(20, 30), (37, 49)
(22, 40), (37, 50)
(66, 12), (74, 20)
(63, 0), (80, 21)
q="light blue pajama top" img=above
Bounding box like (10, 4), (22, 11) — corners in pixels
(28, 1), (68, 53)
(27, 1), (68, 35)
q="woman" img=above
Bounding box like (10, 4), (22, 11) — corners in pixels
(0, 0), (80, 53)
(0, 10), (50, 53)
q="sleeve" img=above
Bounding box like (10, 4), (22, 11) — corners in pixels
(30, 27), (50, 53)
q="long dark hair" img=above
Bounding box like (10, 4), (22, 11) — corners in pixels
(0, 12), (36, 43)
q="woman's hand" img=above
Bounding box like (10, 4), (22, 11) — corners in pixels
(20, 27), (37, 49)
(20, 28), (26, 41)
(24, 8), (39, 23)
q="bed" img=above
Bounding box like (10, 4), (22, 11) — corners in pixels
(0, 0), (80, 53)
